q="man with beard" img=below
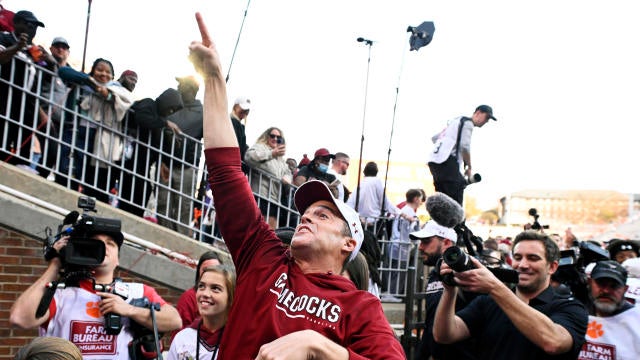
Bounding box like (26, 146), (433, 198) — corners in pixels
(410, 221), (478, 360)
(434, 231), (588, 360)
(578, 260), (640, 360)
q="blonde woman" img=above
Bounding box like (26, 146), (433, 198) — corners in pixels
(244, 127), (292, 229)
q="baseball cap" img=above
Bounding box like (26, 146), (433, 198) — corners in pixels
(409, 220), (457, 242)
(475, 104), (497, 121)
(294, 180), (364, 261)
(121, 70), (138, 78)
(14, 10), (45, 27)
(314, 148), (335, 159)
(234, 97), (251, 110)
(591, 260), (628, 286)
(51, 37), (70, 49)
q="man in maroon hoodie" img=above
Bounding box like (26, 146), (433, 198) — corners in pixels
(189, 13), (405, 360)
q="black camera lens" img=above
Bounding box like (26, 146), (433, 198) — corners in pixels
(443, 246), (476, 273)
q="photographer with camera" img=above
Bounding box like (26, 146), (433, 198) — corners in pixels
(427, 105), (495, 205)
(10, 205), (182, 359)
(409, 192), (478, 359)
(411, 221), (479, 360)
(433, 231), (588, 360)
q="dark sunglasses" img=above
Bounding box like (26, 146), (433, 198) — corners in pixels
(269, 134), (282, 140)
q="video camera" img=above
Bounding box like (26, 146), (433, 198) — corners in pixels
(528, 208), (549, 231)
(37, 196), (123, 318)
(45, 196), (122, 271)
(435, 222), (519, 288)
(552, 241), (609, 305)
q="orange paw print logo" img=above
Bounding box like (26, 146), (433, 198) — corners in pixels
(586, 320), (604, 339)
(86, 301), (101, 318)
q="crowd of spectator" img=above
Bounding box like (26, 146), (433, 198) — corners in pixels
(4, 6), (640, 360)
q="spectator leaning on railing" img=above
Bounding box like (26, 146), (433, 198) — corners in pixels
(244, 126), (293, 229)
(0, 10), (48, 167)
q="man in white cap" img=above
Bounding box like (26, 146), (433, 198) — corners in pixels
(189, 13), (404, 359)
(410, 220), (479, 360)
(230, 96), (251, 169)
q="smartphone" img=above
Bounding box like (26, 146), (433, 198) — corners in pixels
(277, 137), (284, 145)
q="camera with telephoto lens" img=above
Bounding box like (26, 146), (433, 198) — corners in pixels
(44, 196), (122, 271)
(466, 173), (481, 185)
(435, 223), (519, 288)
(437, 246), (520, 287)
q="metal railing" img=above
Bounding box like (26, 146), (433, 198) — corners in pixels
(0, 56), (302, 246)
(1, 55), (418, 298)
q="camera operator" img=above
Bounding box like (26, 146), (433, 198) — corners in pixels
(427, 105), (496, 205)
(9, 228), (182, 358)
(410, 221), (478, 360)
(433, 231), (588, 360)
(579, 260), (640, 359)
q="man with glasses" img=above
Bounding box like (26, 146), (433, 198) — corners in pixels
(579, 260), (640, 359)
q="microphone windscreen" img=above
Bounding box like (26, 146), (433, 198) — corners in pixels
(426, 192), (464, 228)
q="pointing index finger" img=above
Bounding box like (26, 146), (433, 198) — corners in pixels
(195, 12), (212, 47)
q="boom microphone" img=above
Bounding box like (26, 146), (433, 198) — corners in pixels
(426, 192), (464, 228)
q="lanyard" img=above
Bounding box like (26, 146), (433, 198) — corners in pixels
(196, 319), (223, 360)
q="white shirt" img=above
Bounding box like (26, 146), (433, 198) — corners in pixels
(428, 116), (474, 165)
(578, 306), (640, 360)
(346, 176), (399, 224)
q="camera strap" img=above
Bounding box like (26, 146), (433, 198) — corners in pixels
(196, 319), (224, 360)
(453, 117), (471, 160)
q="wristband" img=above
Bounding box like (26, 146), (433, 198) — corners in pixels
(44, 246), (61, 262)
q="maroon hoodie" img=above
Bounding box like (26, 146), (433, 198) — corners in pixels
(206, 147), (404, 359)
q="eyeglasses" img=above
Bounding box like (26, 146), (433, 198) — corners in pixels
(269, 134), (282, 140)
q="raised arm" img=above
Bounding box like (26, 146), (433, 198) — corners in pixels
(432, 283), (471, 344)
(189, 12), (235, 150)
(10, 238), (68, 329)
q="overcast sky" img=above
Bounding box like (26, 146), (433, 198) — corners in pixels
(5, 0), (639, 209)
